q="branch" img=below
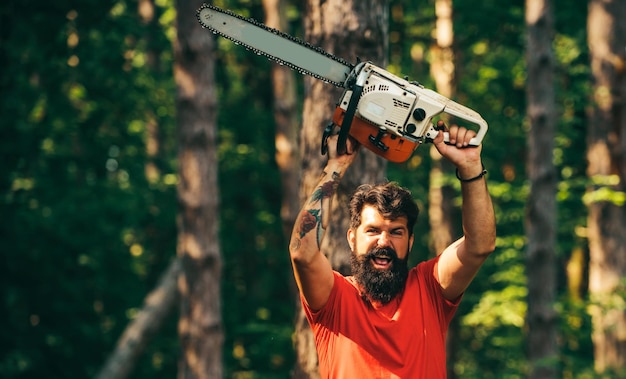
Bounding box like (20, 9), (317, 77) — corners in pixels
(95, 258), (181, 379)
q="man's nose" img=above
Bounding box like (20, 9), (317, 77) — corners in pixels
(377, 232), (391, 247)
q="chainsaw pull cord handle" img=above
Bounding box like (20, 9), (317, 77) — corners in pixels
(336, 69), (368, 155)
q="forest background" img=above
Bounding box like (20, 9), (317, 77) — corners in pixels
(2, 0), (624, 378)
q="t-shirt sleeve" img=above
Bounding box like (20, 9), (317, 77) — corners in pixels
(418, 256), (462, 327)
(301, 271), (343, 326)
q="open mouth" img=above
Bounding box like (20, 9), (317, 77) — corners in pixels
(371, 256), (392, 269)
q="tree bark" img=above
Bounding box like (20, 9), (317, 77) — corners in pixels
(428, 0), (460, 258)
(95, 259), (181, 379)
(525, 0), (559, 378)
(262, 0), (302, 240)
(429, 0), (457, 256)
(428, 2), (459, 377)
(174, 0), (223, 378)
(586, 0), (626, 375)
(292, 1), (389, 377)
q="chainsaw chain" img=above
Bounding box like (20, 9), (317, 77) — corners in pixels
(196, 3), (353, 87)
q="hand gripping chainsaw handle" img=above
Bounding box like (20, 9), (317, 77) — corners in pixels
(323, 62), (489, 163)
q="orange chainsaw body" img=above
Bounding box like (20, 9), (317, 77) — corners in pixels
(331, 106), (420, 163)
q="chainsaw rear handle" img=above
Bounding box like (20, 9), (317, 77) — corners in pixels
(421, 90), (489, 147)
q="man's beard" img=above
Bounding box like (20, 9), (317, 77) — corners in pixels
(350, 246), (409, 304)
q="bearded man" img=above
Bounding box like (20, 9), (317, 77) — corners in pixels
(289, 125), (496, 379)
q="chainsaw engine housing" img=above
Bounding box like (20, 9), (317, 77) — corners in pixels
(332, 62), (487, 162)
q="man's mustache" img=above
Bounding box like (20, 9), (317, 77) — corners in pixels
(365, 246), (398, 260)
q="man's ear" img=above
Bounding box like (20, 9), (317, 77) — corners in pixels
(409, 234), (414, 252)
(347, 228), (355, 251)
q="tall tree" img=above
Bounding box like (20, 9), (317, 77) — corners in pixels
(293, 1), (389, 377)
(262, 0), (301, 240)
(586, 0), (626, 375)
(525, 0), (559, 378)
(428, 1), (460, 377)
(174, 0), (223, 378)
(428, 0), (457, 256)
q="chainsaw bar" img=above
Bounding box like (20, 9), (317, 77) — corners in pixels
(196, 3), (354, 88)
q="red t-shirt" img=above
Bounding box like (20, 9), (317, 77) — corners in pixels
(302, 257), (460, 379)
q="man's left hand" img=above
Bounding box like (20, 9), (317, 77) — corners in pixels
(432, 121), (483, 174)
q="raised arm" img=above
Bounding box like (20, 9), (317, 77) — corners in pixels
(432, 124), (497, 300)
(289, 135), (359, 311)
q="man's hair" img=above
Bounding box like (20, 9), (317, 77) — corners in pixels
(348, 182), (420, 234)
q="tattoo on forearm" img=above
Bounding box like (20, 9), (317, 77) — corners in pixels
(295, 174), (340, 248)
(298, 209), (320, 238)
(310, 174), (339, 204)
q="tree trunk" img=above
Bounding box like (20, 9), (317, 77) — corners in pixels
(586, 0), (626, 375)
(292, 1), (389, 377)
(429, 1), (459, 377)
(525, 0), (559, 378)
(95, 259), (181, 379)
(262, 0), (301, 240)
(429, 0), (457, 256)
(174, 0), (223, 378)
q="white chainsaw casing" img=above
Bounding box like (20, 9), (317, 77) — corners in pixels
(337, 62), (487, 146)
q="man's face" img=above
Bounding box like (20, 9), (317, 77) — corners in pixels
(347, 205), (414, 304)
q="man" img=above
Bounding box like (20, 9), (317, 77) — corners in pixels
(289, 124), (496, 378)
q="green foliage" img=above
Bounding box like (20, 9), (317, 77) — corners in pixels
(217, 73), (296, 377)
(1, 0), (178, 377)
(0, 0), (604, 377)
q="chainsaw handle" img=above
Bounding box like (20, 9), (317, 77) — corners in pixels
(423, 111), (488, 147)
(418, 87), (488, 146)
(424, 122), (486, 146)
(424, 126), (484, 147)
(444, 101), (489, 147)
(336, 66), (368, 155)
(443, 101), (488, 146)
(336, 84), (362, 155)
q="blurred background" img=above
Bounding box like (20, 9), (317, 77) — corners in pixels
(1, 0), (624, 378)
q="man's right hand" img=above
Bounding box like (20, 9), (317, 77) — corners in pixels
(326, 133), (360, 169)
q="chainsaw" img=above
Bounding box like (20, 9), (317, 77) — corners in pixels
(196, 4), (488, 163)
